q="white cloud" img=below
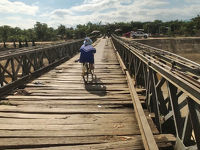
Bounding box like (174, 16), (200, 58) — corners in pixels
(184, 0), (200, 3)
(1, 0), (200, 29)
(42, 0), (172, 27)
(133, 0), (169, 8)
(0, 16), (36, 29)
(0, 0), (38, 15)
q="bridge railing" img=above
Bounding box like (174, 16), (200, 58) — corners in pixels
(0, 38), (89, 96)
(112, 35), (200, 150)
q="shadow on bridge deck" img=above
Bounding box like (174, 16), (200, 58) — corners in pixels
(84, 76), (107, 97)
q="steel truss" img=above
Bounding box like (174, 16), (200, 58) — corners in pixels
(112, 35), (200, 150)
(0, 38), (92, 96)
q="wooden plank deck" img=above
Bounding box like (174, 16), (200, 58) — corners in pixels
(0, 39), (175, 149)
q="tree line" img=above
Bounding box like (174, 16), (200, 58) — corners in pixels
(0, 15), (200, 43)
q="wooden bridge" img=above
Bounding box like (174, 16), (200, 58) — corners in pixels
(0, 36), (199, 150)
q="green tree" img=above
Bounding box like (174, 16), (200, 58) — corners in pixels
(66, 28), (74, 39)
(34, 22), (49, 41)
(26, 29), (36, 41)
(48, 27), (57, 41)
(0, 25), (11, 42)
(191, 15), (200, 35)
(130, 21), (143, 31)
(57, 24), (66, 39)
(74, 24), (87, 39)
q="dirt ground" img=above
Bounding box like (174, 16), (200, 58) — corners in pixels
(0, 41), (67, 51)
(179, 53), (200, 64)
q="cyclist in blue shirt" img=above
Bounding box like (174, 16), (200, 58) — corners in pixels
(79, 37), (96, 75)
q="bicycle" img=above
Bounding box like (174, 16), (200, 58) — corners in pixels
(82, 62), (94, 83)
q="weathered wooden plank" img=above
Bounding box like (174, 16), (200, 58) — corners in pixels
(0, 105), (134, 114)
(26, 93), (131, 97)
(0, 122), (137, 131)
(0, 112), (132, 119)
(35, 77), (127, 80)
(30, 80), (127, 84)
(2, 100), (132, 105)
(25, 87), (130, 91)
(6, 95), (131, 100)
(25, 90), (130, 96)
(0, 103), (133, 110)
(5, 97), (132, 101)
(0, 114), (136, 124)
(23, 89), (144, 95)
(41, 74), (126, 77)
(23, 93), (131, 96)
(0, 134), (175, 150)
(53, 68), (124, 71)
(26, 80), (127, 88)
(0, 136), (141, 149)
(40, 74), (125, 78)
(59, 66), (122, 69)
(26, 89), (130, 93)
(0, 129), (139, 137)
(25, 83), (128, 88)
(51, 71), (124, 74)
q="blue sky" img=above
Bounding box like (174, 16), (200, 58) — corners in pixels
(0, 0), (200, 29)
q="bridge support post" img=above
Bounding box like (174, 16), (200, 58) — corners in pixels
(22, 55), (30, 76)
(0, 67), (3, 87)
(188, 98), (200, 149)
(150, 69), (162, 132)
(11, 58), (17, 81)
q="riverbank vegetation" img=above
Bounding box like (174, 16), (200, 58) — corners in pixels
(0, 15), (200, 42)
